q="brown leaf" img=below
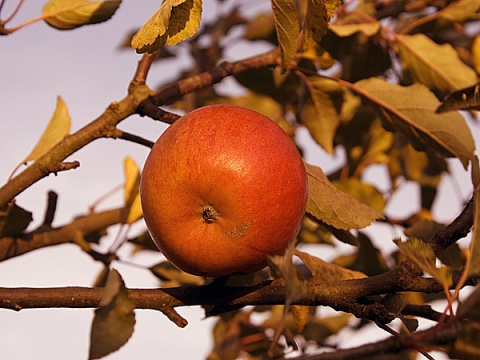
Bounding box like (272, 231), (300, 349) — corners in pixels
(436, 82), (480, 113)
(0, 202), (33, 238)
(89, 269), (135, 360)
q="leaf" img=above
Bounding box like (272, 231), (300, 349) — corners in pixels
(354, 77), (475, 169)
(473, 35), (480, 74)
(457, 285), (480, 321)
(396, 34), (477, 97)
(395, 237), (452, 289)
(437, 0), (480, 27)
(295, 249), (367, 282)
(89, 269), (135, 360)
(436, 82), (480, 113)
(43, 0), (121, 30)
(243, 13), (276, 42)
(301, 0), (329, 50)
(305, 162), (382, 230)
(302, 313), (351, 343)
(123, 157), (142, 224)
(131, 0), (202, 53)
(329, 22), (380, 37)
(0, 202), (33, 238)
(24, 96), (71, 162)
(352, 118), (394, 176)
(150, 261), (205, 287)
(270, 0), (299, 72)
(333, 178), (386, 214)
(268, 241), (306, 306)
(452, 329), (480, 360)
(298, 75), (341, 154)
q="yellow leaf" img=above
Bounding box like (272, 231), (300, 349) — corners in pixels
(296, 249), (366, 282)
(43, 0), (121, 30)
(329, 22), (380, 37)
(305, 162), (382, 230)
(395, 237), (452, 289)
(24, 96), (71, 162)
(396, 34), (478, 97)
(270, 0), (299, 72)
(123, 157), (142, 224)
(473, 35), (480, 74)
(298, 75), (340, 154)
(302, 0), (340, 50)
(268, 241), (306, 305)
(333, 178), (386, 214)
(131, 0), (202, 53)
(354, 78), (475, 169)
(437, 0), (480, 26)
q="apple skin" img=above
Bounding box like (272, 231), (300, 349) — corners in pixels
(140, 104), (308, 277)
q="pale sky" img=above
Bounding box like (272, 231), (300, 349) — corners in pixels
(0, 1), (477, 359)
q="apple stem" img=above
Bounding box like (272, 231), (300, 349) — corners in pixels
(202, 205), (219, 224)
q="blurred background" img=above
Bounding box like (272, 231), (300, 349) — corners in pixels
(0, 1), (477, 359)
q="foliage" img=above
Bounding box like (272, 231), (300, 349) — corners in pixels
(1, 0), (480, 359)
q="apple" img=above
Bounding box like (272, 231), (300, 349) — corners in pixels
(140, 104), (308, 277)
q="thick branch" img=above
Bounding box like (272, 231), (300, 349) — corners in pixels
(0, 262), (469, 313)
(0, 207), (124, 261)
(290, 319), (474, 360)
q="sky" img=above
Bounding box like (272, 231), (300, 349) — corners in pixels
(0, 1), (478, 359)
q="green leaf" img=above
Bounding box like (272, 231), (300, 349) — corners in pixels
(396, 34), (477, 97)
(395, 237), (452, 289)
(305, 162), (382, 230)
(270, 0), (299, 72)
(298, 75), (341, 154)
(131, 0), (202, 53)
(89, 269), (135, 360)
(436, 82), (480, 113)
(354, 78), (475, 169)
(24, 96), (71, 162)
(43, 0), (121, 30)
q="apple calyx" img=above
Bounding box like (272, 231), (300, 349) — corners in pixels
(202, 204), (219, 224)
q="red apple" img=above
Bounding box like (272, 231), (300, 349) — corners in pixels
(140, 104), (307, 276)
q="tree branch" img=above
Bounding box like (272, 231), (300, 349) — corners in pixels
(0, 262), (474, 315)
(427, 196), (474, 255)
(0, 207), (124, 261)
(151, 47), (280, 107)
